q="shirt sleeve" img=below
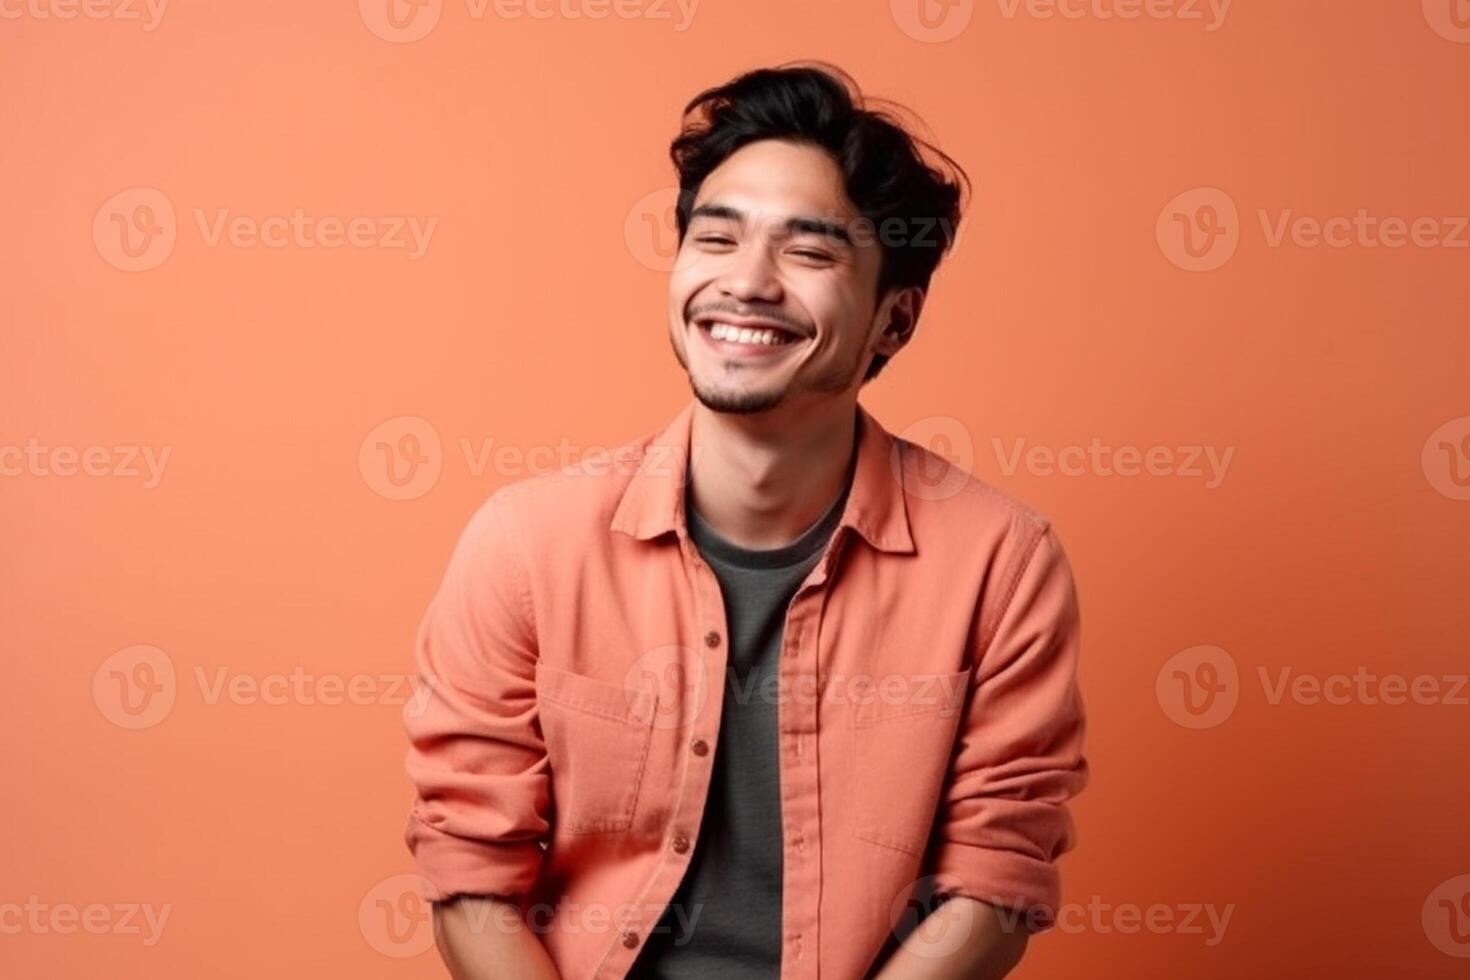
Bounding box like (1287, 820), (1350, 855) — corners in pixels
(401, 487), (551, 905)
(929, 521), (1089, 931)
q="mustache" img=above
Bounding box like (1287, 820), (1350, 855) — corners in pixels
(689, 304), (810, 333)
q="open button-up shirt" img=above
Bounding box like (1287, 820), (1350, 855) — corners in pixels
(402, 399), (1089, 979)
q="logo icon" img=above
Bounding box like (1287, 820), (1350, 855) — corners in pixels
(359, 416), (443, 501)
(1423, 875), (1470, 957)
(1423, 0), (1470, 42)
(887, 874), (975, 957)
(891, 0), (974, 43)
(359, 0), (442, 43)
(1157, 187), (1239, 272)
(359, 873), (436, 957)
(93, 645), (177, 729)
(1156, 644), (1239, 729)
(894, 416), (974, 502)
(94, 188), (177, 272)
(1422, 416), (1470, 501)
(624, 644), (708, 730)
(624, 187), (700, 274)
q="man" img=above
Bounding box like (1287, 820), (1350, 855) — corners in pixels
(402, 62), (1088, 979)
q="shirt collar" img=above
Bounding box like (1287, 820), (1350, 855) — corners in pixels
(610, 399), (916, 555)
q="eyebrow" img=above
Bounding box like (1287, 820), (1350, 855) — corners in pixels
(688, 203), (856, 248)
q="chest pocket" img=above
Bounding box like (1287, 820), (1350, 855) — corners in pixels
(850, 669), (972, 857)
(535, 662), (656, 835)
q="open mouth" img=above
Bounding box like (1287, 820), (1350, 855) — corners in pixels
(693, 318), (805, 350)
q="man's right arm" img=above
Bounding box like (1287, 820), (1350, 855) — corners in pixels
(433, 896), (562, 980)
(402, 488), (557, 978)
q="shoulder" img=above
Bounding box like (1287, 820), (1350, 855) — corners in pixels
(892, 435), (1080, 658)
(894, 434), (1056, 557)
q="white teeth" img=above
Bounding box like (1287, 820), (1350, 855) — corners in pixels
(706, 322), (793, 346)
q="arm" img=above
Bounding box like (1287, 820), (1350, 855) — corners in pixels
(433, 896), (562, 980)
(402, 487), (558, 979)
(871, 896), (1027, 980)
(875, 522), (1088, 978)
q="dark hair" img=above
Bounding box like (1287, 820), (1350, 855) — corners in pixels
(669, 61), (969, 382)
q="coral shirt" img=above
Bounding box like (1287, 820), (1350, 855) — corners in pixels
(402, 398), (1089, 979)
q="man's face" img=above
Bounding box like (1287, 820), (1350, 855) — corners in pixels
(666, 139), (908, 415)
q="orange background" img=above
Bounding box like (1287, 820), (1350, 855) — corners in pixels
(3, 1), (1468, 977)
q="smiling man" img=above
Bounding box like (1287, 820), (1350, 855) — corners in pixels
(403, 63), (1089, 980)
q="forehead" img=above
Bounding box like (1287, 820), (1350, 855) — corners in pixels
(691, 139), (858, 224)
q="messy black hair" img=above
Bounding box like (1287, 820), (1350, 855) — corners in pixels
(669, 61), (969, 382)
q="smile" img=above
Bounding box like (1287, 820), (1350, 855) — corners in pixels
(693, 318), (805, 356)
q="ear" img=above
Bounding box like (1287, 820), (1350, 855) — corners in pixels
(873, 286), (925, 358)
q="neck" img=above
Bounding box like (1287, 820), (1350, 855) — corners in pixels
(686, 398), (858, 551)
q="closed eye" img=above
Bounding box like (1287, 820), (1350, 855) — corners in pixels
(692, 237), (833, 262)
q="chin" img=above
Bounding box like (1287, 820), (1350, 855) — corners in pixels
(689, 380), (788, 415)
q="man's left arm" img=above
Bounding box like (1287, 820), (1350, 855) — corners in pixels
(874, 521), (1089, 979)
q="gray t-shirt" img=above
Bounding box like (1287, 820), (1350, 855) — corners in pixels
(628, 469), (852, 978)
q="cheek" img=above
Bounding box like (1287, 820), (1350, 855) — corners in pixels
(668, 261), (717, 314)
(802, 293), (870, 351)
(666, 277), (697, 323)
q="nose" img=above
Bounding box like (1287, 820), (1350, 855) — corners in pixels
(716, 238), (783, 305)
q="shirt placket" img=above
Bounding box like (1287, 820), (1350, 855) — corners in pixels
(593, 531), (733, 977)
(595, 522), (850, 979)
(776, 527), (848, 980)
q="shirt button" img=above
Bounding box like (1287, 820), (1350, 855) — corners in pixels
(622, 930), (639, 948)
(672, 834), (690, 854)
(704, 630), (721, 648)
(690, 738), (709, 756)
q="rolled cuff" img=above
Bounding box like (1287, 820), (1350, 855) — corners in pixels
(404, 810), (545, 906)
(930, 840), (1062, 932)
